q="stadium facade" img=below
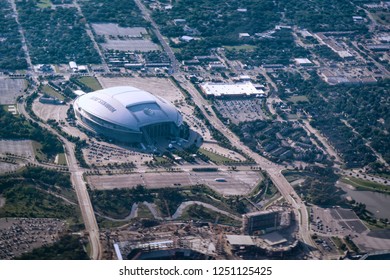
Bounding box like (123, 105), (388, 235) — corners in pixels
(73, 86), (183, 144)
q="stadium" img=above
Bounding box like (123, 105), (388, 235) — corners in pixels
(73, 86), (183, 144)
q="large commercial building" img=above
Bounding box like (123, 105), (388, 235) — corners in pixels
(74, 86), (183, 144)
(243, 209), (292, 234)
(200, 82), (265, 98)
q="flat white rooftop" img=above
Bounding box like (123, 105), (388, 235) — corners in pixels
(201, 82), (264, 97)
(226, 235), (255, 246)
(294, 58), (313, 65)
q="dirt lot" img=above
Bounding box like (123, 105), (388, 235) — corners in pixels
(0, 77), (26, 105)
(87, 170), (262, 196)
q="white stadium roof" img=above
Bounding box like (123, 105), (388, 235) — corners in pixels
(74, 86), (182, 132)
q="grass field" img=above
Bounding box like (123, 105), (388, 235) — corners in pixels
(77, 76), (102, 91)
(181, 204), (241, 226)
(198, 148), (237, 164)
(154, 156), (172, 165)
(137, 203), (154, 219)
(96, 217), (128, 229)
(0, 184), (78, 222)
(224, 45), (256, 51)
(37, 0), (52, 9)
(32, 141), (46, 162)
(287, 95), (309, 104)
(341, 177), (390, 194)
(331, 236), (346, 254)
(56, 153), (67, 165)
(42, 85), (64, 101)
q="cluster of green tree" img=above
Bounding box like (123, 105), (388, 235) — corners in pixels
(51, 0), (73, 4)
(16, 235), (89, 260)
(144, 51), (170, 63)
(16, 1), (100, 64)
(279, 0), (368, 32)
(0, 2), (27, 70)
(226, 29), (309, 65)
(21, 167), (71, 189)
(75, 140), (89, 168)
(0, 107), (63, 159)
(182, 204), (241, 226)
(0, 183), (78, 219)
(80, 0), (146, 27)
(69, 77), (94, 93)
(153, 0), (279, 39)
(311, 45), (342, 61)
(230, 119), (326, 164)
(294, 166), (345, 206)
(274, 73), (381, 169)
(338, 81), (390, 164)
(90, 185), (153, 219)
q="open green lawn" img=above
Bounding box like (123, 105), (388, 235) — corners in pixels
(96, 216), (128, 229)
(341, 177), (390, 194)
(287, 95), (309, 104)
(154, 156), (172, 165)
(137, 203), (154, 219)
(223, 45), (256, 51)
(77, 76), (102, 91)
(181, 204), (241, 227)
(37, 0), (52, 9)
(0, 184), (79, 223)
(198, 148), (238, 164)
(42, 85), (64, 101)
(32, 141), (46, 161)
(56, 153), (67, 165)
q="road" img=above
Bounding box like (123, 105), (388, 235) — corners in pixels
(73, 0), (109, 72)
(17, 100), (102, 260)
(134, 0), (180, 73)
(9, 0), (34, 75)
(302, 119), (343, 165)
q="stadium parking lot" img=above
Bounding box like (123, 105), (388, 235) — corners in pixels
(83, 141), (153, 167)
(32, 100), (68, 122)
(310, 206), (368, 236)
(87, 170), (262, 196)
(0, 140), (35, 159)
(0, 78), (26, 105)
(0, 162), (20, 174)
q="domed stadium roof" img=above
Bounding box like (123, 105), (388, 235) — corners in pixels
(74, 86), (182, 132)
